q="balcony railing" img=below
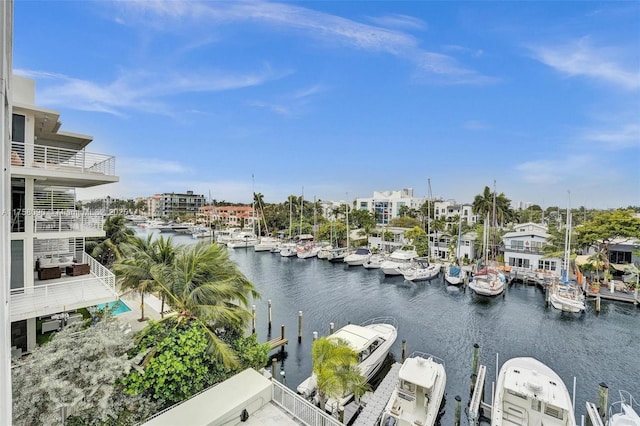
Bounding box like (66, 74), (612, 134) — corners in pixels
(33, 210), (104, 233)
(11, 141), (116, 176)
(9, 253), (117, 322)
(504, 246), (546, 255)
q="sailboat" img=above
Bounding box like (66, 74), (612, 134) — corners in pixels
(280, 196), (298, 257)
(327, 196), (351, 263)
(469, 182), (506, 297)
(445, 214), (467, 285)
(549, 192), (586, 313)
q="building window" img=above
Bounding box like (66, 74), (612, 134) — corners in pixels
(11, 178), (25, 232)
(11, 240), (24, 290)
(511, 240), (524, 250)
(12, 114), (26, 143)
(538, 260), (557, 271)
(609, 250), (632, 264)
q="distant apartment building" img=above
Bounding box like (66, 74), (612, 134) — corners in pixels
(8, 75), (120, 357)
(356, 188), (427, 225)
(197, 205), (256, 229)
(432, 199), (477, 227)
(141, 190), (205, 218)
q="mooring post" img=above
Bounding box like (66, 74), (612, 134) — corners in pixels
(596, 295), (601, 313)
(545, 285), (550, 306)
(634, 287), (638, 306)
(313, 331), (318, 341)
(329, 322), (335, 334)
(454, 395), (461, 426)
(267, 299), (272, 331)
(339, 406), (345, 423)
(298, 311), (303, 343)
(464, 274), (468, 293)
(472, 343), (480, 375)
(401, 340), (407, 361)
(280, 324), (286, 354)
(598, 382), (609, 423)
(251, 304), (256, 335)
(271, 358), (277, 379)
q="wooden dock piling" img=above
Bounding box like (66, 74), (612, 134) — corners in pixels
(313, 331), (318, 341)
(596, 295), (601, 313)
(267, 325), (288, 351)
(298, 311), (303, 343)
(598, 382), (609, 423)
(454, 395), (461, 426)
(267, 299), (272, 331)
(401, 340), (407, 362)
(329, 322), (335, 334)
(271, 357), (277, 379)
(472, 343), (480, 375)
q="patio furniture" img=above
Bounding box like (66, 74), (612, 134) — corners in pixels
(65, 263), (90, 276)
(38, 266), (61, 280)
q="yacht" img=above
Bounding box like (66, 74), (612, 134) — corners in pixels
(344, 247), (373, 266)
(550, 279), (586, 313)
(326, 247), (349, 263)
(254, 236), (280, 252)
(297, 243), (321, 259)
(279, 241), (298, 257)
(380, 246), (418, 276)
(444, 264), (466, 286)
(316, 242), (333, 259)
(363, 253), (387, 269)
(297, 317), (398, 413)
(469, 263), (505, 297)
(608, 391), (640, 426)
(380, 352), (447, 426)
(226, 231), (259, 248)
(492, 357), (576, 426)
(191, 226), (212, 239)
(403, 258), (442, 282)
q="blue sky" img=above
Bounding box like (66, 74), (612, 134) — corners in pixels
(14, 1), (640, 209)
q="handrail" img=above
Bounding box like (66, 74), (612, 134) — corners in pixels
(83, 253), (116, 289)
(10, 141), (116, 176)
(33, 210), (104, 233)
(360, 316), (398, 329)
(271, 379), (342, 426)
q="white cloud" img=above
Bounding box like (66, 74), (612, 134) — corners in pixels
(515, 155), (593, 185)
(464, 120), (490, 130)
(529, 37), (640, 90)
(366, 13), (427, 31)
(583, 123), (640, 150)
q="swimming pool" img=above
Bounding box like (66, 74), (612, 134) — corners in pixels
(96, 300), (131, 315)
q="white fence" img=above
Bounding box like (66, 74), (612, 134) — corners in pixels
(11, 141), (116, 176)
(271, 380), (343, 426)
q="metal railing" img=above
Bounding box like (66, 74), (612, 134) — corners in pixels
(83, 252), (116, 289)
(271, 380), (342, 426)
(34, 210), (104, 233)
(11, 141), (116, 176)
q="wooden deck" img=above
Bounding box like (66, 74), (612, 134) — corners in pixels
(267, 336), (289, 350)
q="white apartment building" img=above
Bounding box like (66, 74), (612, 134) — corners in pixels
(432, 199), (477, 227)
(1, 1), (14, 421)
(428, 231), (478, 262)
(356, 188), (427, 225)
(8, 75), (119, 356)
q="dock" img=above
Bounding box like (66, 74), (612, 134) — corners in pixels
(267, 336), (289, 350)
(352, 362), (402, 426)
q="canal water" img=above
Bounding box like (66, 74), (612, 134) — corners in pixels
(138, 229), (640, 423)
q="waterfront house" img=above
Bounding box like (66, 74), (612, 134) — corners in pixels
(501, 222), (561, 275)
(8, 75), (120, 356)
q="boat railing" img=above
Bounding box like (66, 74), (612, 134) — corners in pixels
(609, 390), (639, 419)
(360, 316), (398, 329)
(406, 351), (446, 368)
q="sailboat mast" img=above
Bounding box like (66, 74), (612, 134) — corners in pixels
(456, 212), (462, 262)
(491, 180), (497, 261)
(289, 196), (293, 239)
(346, 193), (350, 249)
(427, 178), (432, 259)
(563, 190), (571, 281)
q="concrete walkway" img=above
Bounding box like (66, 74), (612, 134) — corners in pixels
(117, 293), (164, 333)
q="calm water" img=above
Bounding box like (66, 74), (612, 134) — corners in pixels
(138, 228), (640, 423)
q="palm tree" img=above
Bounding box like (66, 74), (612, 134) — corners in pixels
(152, 241), (260, 368)
(311, 336), (364, 410)
(113, 235), (178, 321)
(86, 215), (135, 267)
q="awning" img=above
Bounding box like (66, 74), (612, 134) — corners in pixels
(610, 263), (637, 272)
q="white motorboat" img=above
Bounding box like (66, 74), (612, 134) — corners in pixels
(191, 226), (212, 239)
(444, 264), (466, 285)
(363, 253), (387, 269)
(297, 317), (398, 413)
(254, 236), (280, 252)
(379, 352), (446, 426)
(279, 242), (298, 257)
(608, 390), (640, 426)
(344, 247), (372, 266)
(214, 228), (243, 245)
(226, 231), (259, 248)
(550, 280), (586, 313)
(381, 246), (418, 276)
(492, 357), (576, 426)
(469, 265), (505, 297)
(403, 258), (442, 282)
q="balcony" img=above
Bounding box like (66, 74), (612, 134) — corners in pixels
(10, 253), (118, 322)
(10, 141), (118, 187)
(32, 210), (105, 238)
